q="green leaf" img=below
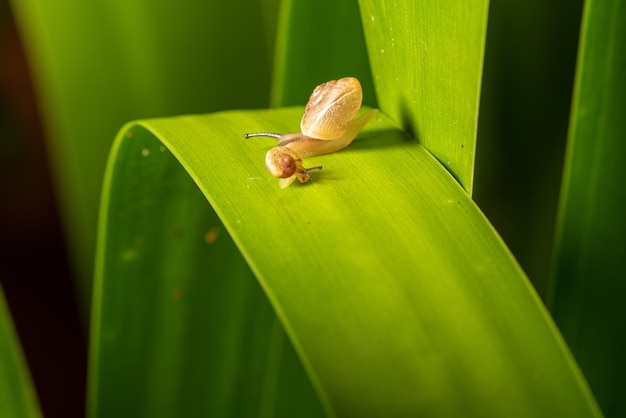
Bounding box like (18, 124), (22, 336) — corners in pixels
(474, 0), (584, 294)
(550, 0), (626, 416)
(92, 108), (601, 417)
(10, 0), (279, 313)
(89, 119), (324, 418)
(358, 0), (489, 194)
(271, 0), (375, 107)
(0, 288), (42, 418)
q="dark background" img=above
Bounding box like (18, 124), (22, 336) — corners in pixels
(1, 4), (86, 417)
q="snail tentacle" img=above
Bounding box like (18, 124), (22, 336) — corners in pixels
(244, 132), (282, 139)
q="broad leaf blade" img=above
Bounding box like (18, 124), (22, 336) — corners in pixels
(94, 108), (601, 417)
(89, 124), (324, 418)
(0, 288), (41, 418)
(358, 0), (489, 194)
(550, 0), (626, 415)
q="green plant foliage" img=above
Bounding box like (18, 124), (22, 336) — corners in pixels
(358, 0), (489, 194)
(9, 0), (616, 416)
(271, 0), (375, 107)
(92, 108), (601, 417)
(550, 0), (626, 416)
(0, 288), (41, 418)
(10, 0), (279, 314)
(474, 0), (584, 295)
(89, 121), (324, 418)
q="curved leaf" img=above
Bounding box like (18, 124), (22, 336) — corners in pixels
(89, 120), (324, 418)
(92, 108), (601, 417)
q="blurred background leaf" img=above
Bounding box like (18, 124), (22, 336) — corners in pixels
(4, 0), (280, 416)
(474, 0), (584, 295)
(271, 0), (375, 107)
(1, 2), (86, 415)
(0, 287), (41, 418)
(9, 0), (280, 316)
(549, 0), (626, 416)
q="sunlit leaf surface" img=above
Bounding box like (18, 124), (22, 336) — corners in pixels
(91, 108), (601, 417)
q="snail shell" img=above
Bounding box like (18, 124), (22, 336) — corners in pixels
(301, 77), (363, 140)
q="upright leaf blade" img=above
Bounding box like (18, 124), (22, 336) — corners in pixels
(358, 0), (489, 193)
(474, 0), (584, 294)
(550, 0), (626, 415)
(271, 0), (375, 107)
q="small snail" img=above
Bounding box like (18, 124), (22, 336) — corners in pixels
(245, 77), (378, 188)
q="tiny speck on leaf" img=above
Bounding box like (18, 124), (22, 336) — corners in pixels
(204, 226), (220, 244)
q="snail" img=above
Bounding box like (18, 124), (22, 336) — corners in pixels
(245, 77), (378, 188)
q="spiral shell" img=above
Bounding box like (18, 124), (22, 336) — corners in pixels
(300, 77), (363, 140)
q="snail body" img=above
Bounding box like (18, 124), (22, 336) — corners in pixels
(245, 77), (378, 188)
